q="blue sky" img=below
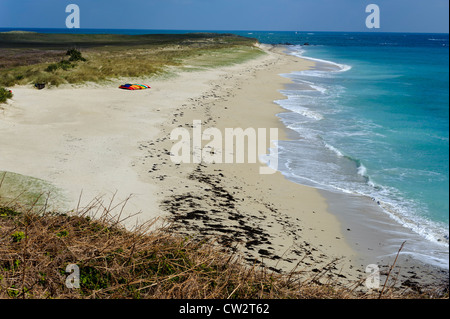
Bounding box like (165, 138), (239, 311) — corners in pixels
(0, 0), (448, 33)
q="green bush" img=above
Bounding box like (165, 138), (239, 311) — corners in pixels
(45, 64), (59, 72)
(0, 87), (13, 103)
(66, 49), (86, 62)
(45, 60), (76, 73)
(59, 60), (75, 70)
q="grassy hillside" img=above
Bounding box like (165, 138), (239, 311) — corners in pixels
(1, 200), (446, 299)
(0, 32), (264, 87)
(0, 170), (447, 299)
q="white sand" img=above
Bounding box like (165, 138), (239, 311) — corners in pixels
(0, 45), (364, 283)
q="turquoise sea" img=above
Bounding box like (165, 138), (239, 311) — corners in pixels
(1, 28), (449, 267)
(237, 31), (449, 267)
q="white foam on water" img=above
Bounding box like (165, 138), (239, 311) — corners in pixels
(287, 46), (352, 73)
(275, 97), (324, 121)
(324, 142), (345, 157)
(272, 45), (449, 268)
(309, 84), (327, 94)
(357, 162), (368, 178)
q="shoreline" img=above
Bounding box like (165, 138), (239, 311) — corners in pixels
(272, 46), (449, 285)
(0, 43), (447, 291)
(141, 44), (362, 281)
(138, 44), (448, 288)
(271, 46), (449, 288)
(321, 189), (449, 286)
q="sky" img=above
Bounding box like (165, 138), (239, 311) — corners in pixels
(0, 0), (448, 33)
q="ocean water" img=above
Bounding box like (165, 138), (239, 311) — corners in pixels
(235, 32), (449, 267)
(2, 28), (449, 267)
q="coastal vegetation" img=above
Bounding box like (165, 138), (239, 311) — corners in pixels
(0, 87), (13, 103)
(0, 174), (447, 299)
(0, 32), (263, 87)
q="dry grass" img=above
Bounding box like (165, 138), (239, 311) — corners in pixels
(1, 197), (344, 299)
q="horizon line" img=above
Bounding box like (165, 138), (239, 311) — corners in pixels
(0, 27), (448, 35)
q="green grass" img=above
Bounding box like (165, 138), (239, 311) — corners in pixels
(0, 171), (64, 211)
(0, 32), (263, 87)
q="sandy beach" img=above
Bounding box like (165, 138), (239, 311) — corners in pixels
(0, 43), (447, 290)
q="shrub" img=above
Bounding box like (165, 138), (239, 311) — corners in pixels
(58, 60), (75, 70)
(45, 64), (59, 72)
(66, 49), (87, 62)
(0, 87), (13, 103)
(45, 60), (75, 73)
